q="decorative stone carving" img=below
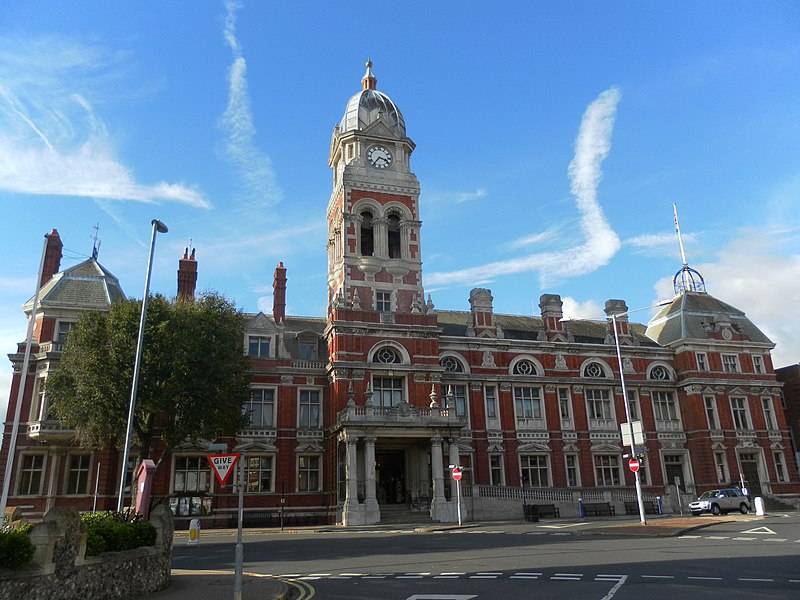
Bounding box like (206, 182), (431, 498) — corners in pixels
(623, 357), (635, 374)
(482, 351), (496, 368)
(281, 375), (294, 385)
(554, 354), (568, 371)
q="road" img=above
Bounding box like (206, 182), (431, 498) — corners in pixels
(173, 513), (800, 599)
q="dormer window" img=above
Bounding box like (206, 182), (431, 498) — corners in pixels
(248, 335), (270, 358)
(360, 212), (375, 256)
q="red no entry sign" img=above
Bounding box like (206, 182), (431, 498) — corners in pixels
(452, 467), (462, 481)
(629, 458), (640, 473)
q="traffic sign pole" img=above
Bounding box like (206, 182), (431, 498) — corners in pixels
(234, 454), (244, 600)
(452, 467), (462, 526)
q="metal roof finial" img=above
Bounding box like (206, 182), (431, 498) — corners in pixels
(362, 58), (377, 91)
(672, 203), (706, 294)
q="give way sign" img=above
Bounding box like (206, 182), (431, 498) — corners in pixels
(207, 453), (240, 486)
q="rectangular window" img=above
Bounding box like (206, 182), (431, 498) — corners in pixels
(484, 386), (498, 421)
(248, 336), (270, 358)
(376, 291), (392, 312)
(594, 454), (621, 486)
(752, 355), (764, 375)
(29, 377), (47, 421)
(66, 454), (91, 495)
(774, 452), (787, 483)
(714, 451), (728, 483)
(299, 389), (322, 429)
(373, 377), (403, 407)
(704, 396), (720, 429)
(558, 388), (573, 429)
(298, 455), (321, 492)
(565, 454), (579, 487)
(626, 390), (640, 421)
(245, 456), (274, 492)
(441, 384), (468, 418)
(55, 321), (75, 351)
(696, 352), (708, 372)
(173, 456), (211, 493)
(762, 397), (777, 430)
(653, 391), (680, 430)
(18, 454), (45, 496)
(489, 455), (504, 486)
(246, 388), (275, 429)
(520, 455), (549, 487)
(722, 354), (740, 373)
(586, 389), (614, 429)
(514, 387), (544, 429)
(730, 397), (751, 430)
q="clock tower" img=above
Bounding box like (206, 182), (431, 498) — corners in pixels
(326, 60), (425, 315)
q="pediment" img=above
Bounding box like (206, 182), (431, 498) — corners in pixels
(234, 441), (277, 453)
(362, 119), (397, 139)
(591, 442), (622, 452)
(296, 443), (324, 453)
(517, 442), (550, 453)
(246, 312), (275, 332)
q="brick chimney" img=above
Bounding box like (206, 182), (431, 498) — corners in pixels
(177, 247), (197, 300)
(539, 293), (567, 341)
(604, 299), (632, 344)
(41, 229), (63, 288)
(273, 262), (287, 325)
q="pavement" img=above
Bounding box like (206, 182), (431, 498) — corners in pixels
(153, 513), (760, 599)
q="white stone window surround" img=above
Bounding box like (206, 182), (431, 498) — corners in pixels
(440, 383), (470, 422)
(696, 351), (709, 372)
(761, 397), (778, 430)
(509, 355), (544, 377)
(752, 354), (765, 374)
(245, 387), (277, 429)
(17, 452), (47, 496)
(439, 352), (469, 374)
(558, 387), (574, 430)
(704, 395), (721, 429)
(297, 453), (323, 492)
(520, 453), (550, 487)
(64, 452), (92, 496)
(243, 454), (275, 493)
(513, 385), (546, 430)
(247, 334), (271, 358)
(367, 341), (410, 364)
(350, 199), (413, 259)
(730, 396), (752, 430)
(593, 453), (622, 487)
(171, 454), (212, 494)
(722, 353), (740, 373)
(652, 390), (682, 432)
(646, 362), (675, 381)
(489, 453), (505, 486)
(585, 387), (616, 430)
(580, 359), (612, 379)
(565, 453), (580, 487)
(484, 385), (500, 430)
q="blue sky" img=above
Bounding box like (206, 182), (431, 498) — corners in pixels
(2, 1), (800, 416)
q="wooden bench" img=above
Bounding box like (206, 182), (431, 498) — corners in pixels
(523, 503), (560, 521)
(624, 500), (659, 515)
(582, 502), (615, 516)
(534, 504), (560, 518)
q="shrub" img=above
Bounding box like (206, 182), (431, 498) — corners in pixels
(0, 525), (35, 569)
(81, 512), (157, 557)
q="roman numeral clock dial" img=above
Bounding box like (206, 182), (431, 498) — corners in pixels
(367, 144), (393, 169)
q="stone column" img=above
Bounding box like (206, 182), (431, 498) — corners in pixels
(430, 434), (448, 521)
(45, 451), (63, 513)
(342, 435), (363, 525)
(364, 436), (380, 523)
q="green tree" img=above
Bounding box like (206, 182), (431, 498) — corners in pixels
(46, 292), (250, 470)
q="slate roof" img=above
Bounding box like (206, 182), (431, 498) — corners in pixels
(436, 310), (658, 346)
(645, 291), (773, 346)
(25, 258), (126, 311)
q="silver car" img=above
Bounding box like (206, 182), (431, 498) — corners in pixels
(689, 488), (750, 516)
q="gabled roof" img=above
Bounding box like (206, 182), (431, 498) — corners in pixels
(24, 257), (126, 312)
(645, 291), (773, 346)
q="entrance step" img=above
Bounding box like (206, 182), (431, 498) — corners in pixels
(379, 504), (432, 525)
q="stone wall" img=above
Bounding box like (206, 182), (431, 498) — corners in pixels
(0, 505), (173, 600)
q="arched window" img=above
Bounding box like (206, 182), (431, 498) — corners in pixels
(387, 214), (401, 259)
(513, 359), (538, 376)
(649, 365), (670, 381)
(440, 356), (464, 373)
(373, 346), (401, 364)
(360, 211), (374, 257)
(583, 362), (607, 378)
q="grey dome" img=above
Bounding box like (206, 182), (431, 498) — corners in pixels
(339, 60), (406, 137)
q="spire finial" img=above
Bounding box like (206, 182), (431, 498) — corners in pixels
(672, 203), (706, 294)
(91, 223), (101, 259)
(362, 58), (377, 91)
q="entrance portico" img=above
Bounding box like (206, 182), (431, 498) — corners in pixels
(335, 400), (466, 525)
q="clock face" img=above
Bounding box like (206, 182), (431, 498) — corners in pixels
(367, 145), (393, 169)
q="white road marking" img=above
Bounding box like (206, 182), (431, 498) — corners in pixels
(733, 537), (756, 541)
(739, 578), (774, 582)
(600, 574), (628, 600)
(706, 536), (729, 539)
(741, 526), (777, 534)
(641, 575), (674, 579)
(678, 535), (701, 539)
(688, 576), (723, 580)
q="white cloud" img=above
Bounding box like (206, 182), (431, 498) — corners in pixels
(507, 228), (558, 251)
(427, 88), (623, 287)
(0, 38), (211, 208)
(218, 0), (282, 209)
(560, 296), (604, 321)
(422, 187), (487, 205)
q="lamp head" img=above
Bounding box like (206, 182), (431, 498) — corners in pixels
(152, 219), (169, 234)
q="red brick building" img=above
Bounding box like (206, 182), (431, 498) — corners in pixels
(2, 62), (798, 526)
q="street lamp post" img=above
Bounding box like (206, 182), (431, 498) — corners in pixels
(117, 219), (168, 513)
(610, 313), (647, 525)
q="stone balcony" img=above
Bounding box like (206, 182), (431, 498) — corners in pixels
(26, 419), (74, 441)
(336, 401), (467, 429)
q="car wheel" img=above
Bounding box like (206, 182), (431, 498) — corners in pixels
(740, 503), (748, 514)
(711, 504), (721, 515)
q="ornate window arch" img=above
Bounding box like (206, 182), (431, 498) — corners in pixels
(647, 363), (675, 381)
(509, 356), (543, 377)
(581, 360), (611, 379)
(440, 354), (468, 374)
(368, 341), (410, 365)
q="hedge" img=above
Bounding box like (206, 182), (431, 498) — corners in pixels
(0, 524), (34, 569)
(81, 512), (157, 557)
